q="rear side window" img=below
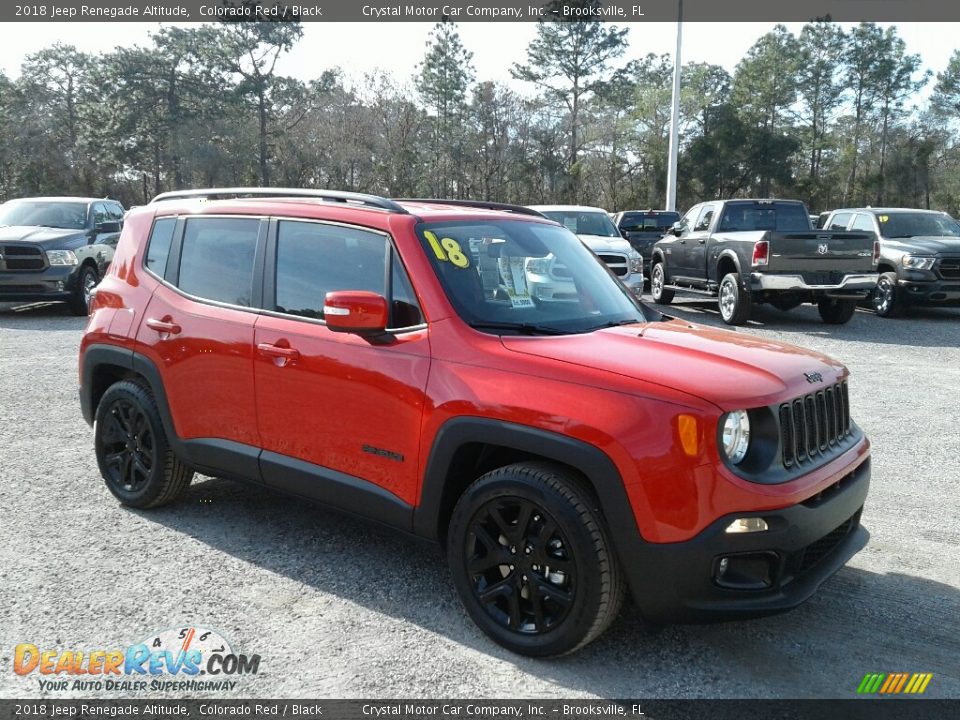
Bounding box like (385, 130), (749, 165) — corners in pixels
(274, 220), (387, 319)
(177, 218), (259, 307)
(145, 218), (177, 277)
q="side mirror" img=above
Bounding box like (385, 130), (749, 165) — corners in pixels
(670, 222), (684, 236)
(619, 228), (629, 239)
(324, 290), (388, 336)
(96, 221), (121, 234)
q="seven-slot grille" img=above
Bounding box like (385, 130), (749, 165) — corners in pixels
(597, 252), (630, 277)
(0, 244), (46, 271)
(778, 381), (851, 468)
(937, 257), (960, 279)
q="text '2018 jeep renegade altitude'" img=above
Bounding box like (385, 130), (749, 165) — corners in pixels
(79, 189), (871, 657)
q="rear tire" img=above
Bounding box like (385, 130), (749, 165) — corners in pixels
(68, 265), (98, 316)
(817, 297), (858, 324)
(94, 380), (193, 508)
(447, 462), (624, 657)
(872, 272), (906, 318)
(718, 272), (752, 325)
(650, 262), (674, 304)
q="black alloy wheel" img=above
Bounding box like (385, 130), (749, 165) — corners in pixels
(447, 462), (624, 657)
(95, 381), (194, 508)
(466, 497), (576, 635)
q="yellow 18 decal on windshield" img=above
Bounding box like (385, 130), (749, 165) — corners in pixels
(423, 231), (470, 269)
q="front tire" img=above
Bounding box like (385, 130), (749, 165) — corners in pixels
(872, 272), (906, 318)
(718, 272), (752, 325)
(650, 262), (674, 304)
(68, 265), (98, 316)
(817, 297), (858, 324)
(94, 380), (194, 508)
(447, 462), (624, 657)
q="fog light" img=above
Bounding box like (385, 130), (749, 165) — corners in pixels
(725, 517), (769, 534)
(56, 281), (65, 291)
(717, 557), (729, 576)
(713, 552), (779, 590)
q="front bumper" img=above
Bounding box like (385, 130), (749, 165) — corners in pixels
(624, 456), (871, 623)
(0, 265), (81, 302)
(899, 278), (960, 305)
(750, 272), (878, 294)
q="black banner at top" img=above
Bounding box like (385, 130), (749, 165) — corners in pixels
(3, 0), (960, 23)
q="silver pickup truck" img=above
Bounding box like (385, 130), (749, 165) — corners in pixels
(650, 199), (879, 325)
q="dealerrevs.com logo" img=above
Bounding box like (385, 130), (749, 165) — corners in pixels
(13, 626), (260, 692)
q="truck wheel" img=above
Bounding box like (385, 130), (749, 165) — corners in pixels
(650, 262), (674, 304)
(447, 462), (624, 657)
(817, 297), (858, 324)
(872, 272), (906, 318)
(718, 273), (751, 325)
(68, 265), (98, 316)
(94, 380), (194, 508)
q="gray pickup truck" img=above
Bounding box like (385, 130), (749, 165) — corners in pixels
(650, 199), (879, 325)
(823, 207), (960, 317)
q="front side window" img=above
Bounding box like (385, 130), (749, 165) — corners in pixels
(678, 205), (701, 234)
(694, 204), (717, 232)
(177, 218), (259, 307)
(274, 221), (387, 320)
(416, 220), (650, 335)
(850, 214), (875, 232)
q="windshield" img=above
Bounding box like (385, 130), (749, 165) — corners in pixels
(416, 220), (650, 335)
(540, 210), (620, 238)
(716, 202), (811, 232)
(877, 212), (960, 239)
(619, 212), (680, 232)
(0, 200), (88, 230)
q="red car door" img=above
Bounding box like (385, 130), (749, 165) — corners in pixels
(253, 219), (430, 514)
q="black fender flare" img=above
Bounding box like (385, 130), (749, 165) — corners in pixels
(413, 416), (645, 555)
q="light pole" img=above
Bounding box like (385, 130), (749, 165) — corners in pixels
(665, 0), (683, 212)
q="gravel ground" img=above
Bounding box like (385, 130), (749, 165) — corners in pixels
(1, 297), (958, 700)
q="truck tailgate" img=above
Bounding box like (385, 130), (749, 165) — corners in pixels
(765, 231), (875, 276)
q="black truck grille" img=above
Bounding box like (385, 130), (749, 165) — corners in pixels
(937, 258), (960, 279)
(0, 244), (46, 271)
(597, 253), (629, 277)
(779, 381), (851, 468)
(792, 509), (862, 576)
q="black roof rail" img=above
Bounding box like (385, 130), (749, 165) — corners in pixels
(394, 198), (547, 218)
(149, 187), (409, 214)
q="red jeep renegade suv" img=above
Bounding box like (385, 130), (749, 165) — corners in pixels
(79, 189), (870, 656)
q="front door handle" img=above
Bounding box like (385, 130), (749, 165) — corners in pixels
(146, 318), (181, 335)
(698, 238), (706, 244)
(678, 238), (686, 244)
(257, 343), (300, 363)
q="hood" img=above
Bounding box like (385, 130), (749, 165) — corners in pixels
(578, 235), (634, 253)
(881, 235), (960, 255)
(0, 225), (86, 248)
(501, 319), (846, 410)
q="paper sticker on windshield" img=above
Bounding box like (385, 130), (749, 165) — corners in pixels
(423, 230), (470, 269)
(878, 215), (889, 223)
(499, 257), (535, 309)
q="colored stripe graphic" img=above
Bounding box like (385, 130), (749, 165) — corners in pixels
(858, 673), (932, 694)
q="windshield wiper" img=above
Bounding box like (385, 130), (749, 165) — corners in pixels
(468, 321), (569, 336)
(580, 319), (644, 333)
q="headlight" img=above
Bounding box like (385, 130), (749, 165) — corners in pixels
(721, 410), (751, 464)
(525, 257), (551, 275)
(45, 250), (79, 266)
(629, 253), (643, 273)
(901, 255), (936, 270)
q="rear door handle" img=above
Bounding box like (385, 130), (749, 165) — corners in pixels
(698, 238), (706, 244)
(257, 343), (300, 362)
(146, 318), (181, 334)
